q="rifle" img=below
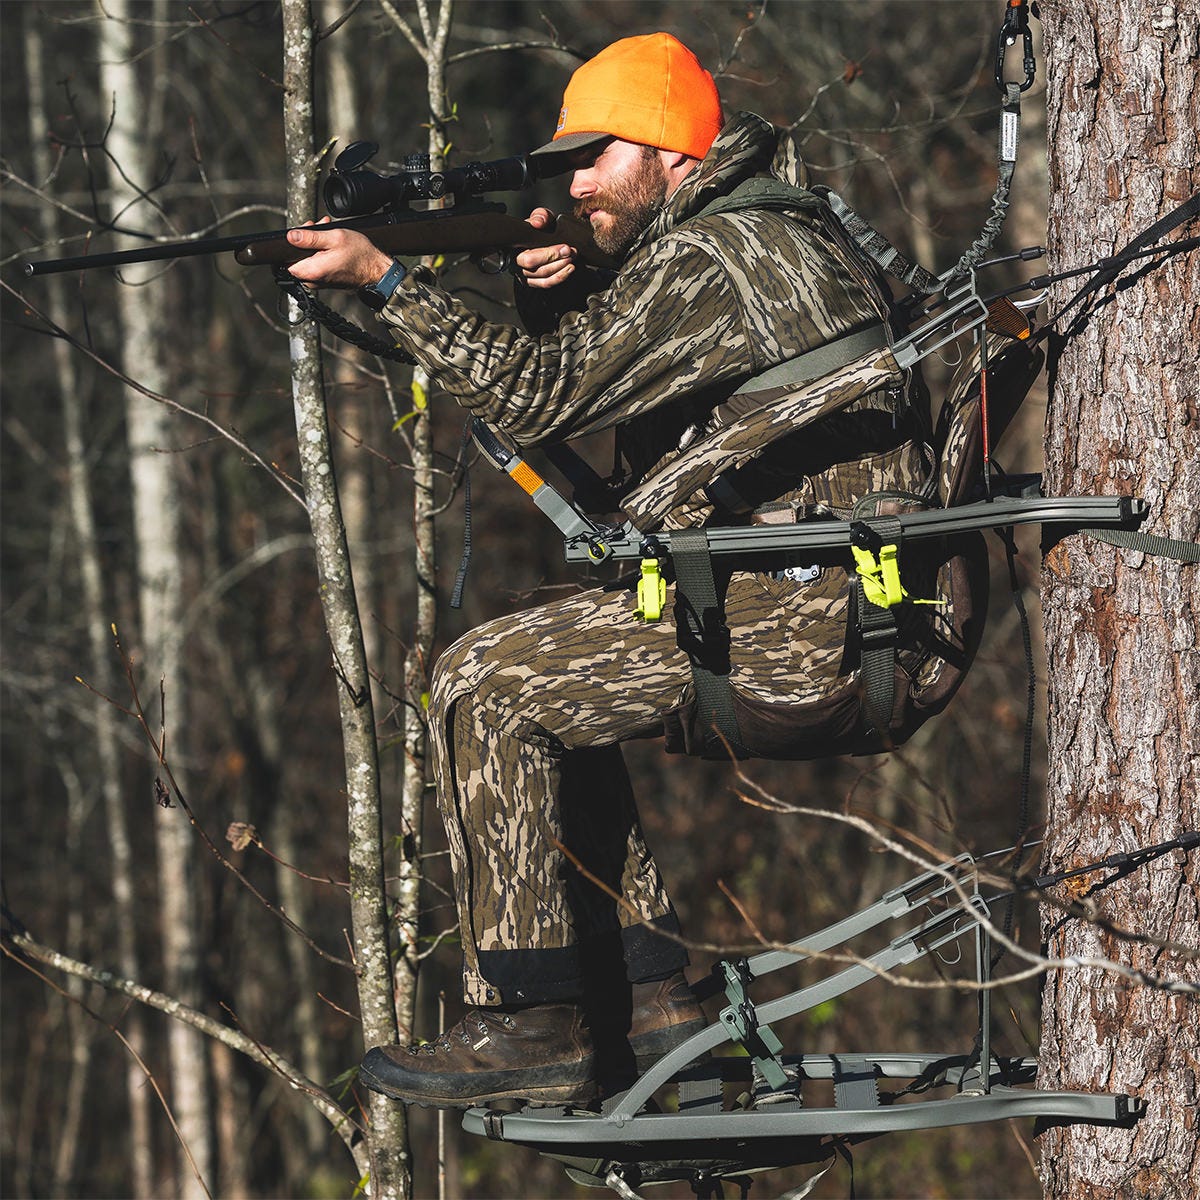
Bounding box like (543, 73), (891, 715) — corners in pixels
(21, 142), (616, 277)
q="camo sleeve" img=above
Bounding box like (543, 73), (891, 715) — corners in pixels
(375, 230), (758, 445)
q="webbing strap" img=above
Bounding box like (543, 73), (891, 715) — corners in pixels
(670, 528), (748, 759)
(818, 188), (941, 295)
(726, 321), (890, 398)
(852, 517), (904, 740)
(1083, 526), (1200, 563)
(1036, 191), (1200, 344)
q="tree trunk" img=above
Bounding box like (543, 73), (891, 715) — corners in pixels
(98, 3), (213, 1194)
(1038, 2), (1199, 1197)
(279, 2), (411, 1194)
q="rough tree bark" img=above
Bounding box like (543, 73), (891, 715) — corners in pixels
(279, 1), (411, 1195)
(1038, 2), (1199, 1197)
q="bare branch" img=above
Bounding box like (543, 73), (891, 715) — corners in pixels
(0, 279), (306, 508)
(2, 931), (363, 1159)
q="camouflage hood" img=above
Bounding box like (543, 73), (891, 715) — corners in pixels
(631, 111), (809, 255)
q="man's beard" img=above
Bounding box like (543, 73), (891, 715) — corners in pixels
(573, 147), (668, 257)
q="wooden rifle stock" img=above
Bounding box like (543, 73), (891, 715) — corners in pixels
(21, 205), (616, 277)
(235, 208), (615, 269)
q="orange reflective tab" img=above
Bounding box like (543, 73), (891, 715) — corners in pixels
(509, 460), (544, 495)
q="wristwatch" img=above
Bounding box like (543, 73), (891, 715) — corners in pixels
(357, 260), (407, 311)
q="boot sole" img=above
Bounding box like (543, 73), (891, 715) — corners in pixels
(359, 1049), (598, 1110)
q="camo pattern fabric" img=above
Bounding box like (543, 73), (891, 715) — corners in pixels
(378, 112), (932, 1004)
(430, 566), (861, 1005)
(620, 347), (907, 529)
(377, 111), (899, 481)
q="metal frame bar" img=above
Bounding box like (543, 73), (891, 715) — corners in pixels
(461, 852), (1143, 1162)
(562, 493), (1147, 564)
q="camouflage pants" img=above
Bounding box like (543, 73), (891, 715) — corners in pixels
(428, 568), (851, 1006)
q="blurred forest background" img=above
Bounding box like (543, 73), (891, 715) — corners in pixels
(1, 2), (1055, 1197)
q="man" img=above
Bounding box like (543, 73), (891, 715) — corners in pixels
(287, 33), (925, 1108)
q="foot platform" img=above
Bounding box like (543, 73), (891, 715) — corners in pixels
(463, 851), (1144, 1195)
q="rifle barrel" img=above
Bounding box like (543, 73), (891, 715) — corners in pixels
(22, 227), (293, 277)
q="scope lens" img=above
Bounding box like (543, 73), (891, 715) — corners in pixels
(324, 172), (407, 218)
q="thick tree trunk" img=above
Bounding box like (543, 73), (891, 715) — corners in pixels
(1038, 3), (1199, 1197)
(99, 4), (213, 1194)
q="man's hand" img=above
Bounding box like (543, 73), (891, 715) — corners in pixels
(515, 207), (577, 289)
(286, 219), (394, 289)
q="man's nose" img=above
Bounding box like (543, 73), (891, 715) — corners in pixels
(569, 169), (596, 200)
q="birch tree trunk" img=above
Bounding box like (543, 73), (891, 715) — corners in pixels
(379, 0), (450, 1056)
(280, 2), (410, 1194)
(98, 4), (213, 1194)
(22, 12), (148, 1195)
(1038, 2), (1199, 1196)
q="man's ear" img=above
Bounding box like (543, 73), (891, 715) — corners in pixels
(658, 149), (693, 172)
(660, 148), (700, 194)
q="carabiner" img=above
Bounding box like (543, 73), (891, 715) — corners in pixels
(994, 0), (1038, 94)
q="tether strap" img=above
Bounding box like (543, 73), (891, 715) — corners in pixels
(670, 528), (749, 758)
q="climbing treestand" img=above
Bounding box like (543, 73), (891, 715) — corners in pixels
(461, 840), (1198, 1197)
(449, 5), (1200, 1194)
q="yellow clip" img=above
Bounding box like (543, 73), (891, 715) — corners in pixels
(852, 542), (906, 608)
(852, 542), (944, 609)
(635, 558), (667, 621)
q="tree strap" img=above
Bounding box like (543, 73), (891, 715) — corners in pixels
(1082, 526), (1200, 563)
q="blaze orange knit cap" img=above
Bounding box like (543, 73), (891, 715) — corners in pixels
(530, 33), (722, 169)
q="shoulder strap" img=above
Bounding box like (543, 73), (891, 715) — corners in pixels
(693, 176), (825, 222)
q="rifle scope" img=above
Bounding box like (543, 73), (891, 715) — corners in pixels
(324, 142), (536, 218)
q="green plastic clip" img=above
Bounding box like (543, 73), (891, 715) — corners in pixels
(635, 558), (667, 621)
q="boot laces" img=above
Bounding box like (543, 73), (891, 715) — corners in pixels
(408, 1008), (516, 1055)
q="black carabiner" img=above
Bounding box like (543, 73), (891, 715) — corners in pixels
(994, 0), (1038, 93)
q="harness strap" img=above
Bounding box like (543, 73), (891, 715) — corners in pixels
(851, 517), (904, 740)
(817, 187), (941, 295)
(670, 528), (749, 759)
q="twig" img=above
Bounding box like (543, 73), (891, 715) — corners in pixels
(86, 626), (356, 970)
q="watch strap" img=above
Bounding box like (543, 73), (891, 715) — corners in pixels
(358, 260), (407, 310)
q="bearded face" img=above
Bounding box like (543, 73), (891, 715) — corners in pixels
(573, 145), (668, 257)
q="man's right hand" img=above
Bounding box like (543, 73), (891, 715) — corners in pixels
(515, 207), (577, 289)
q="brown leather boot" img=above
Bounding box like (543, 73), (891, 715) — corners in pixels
(627, 972), (707, 1070)
(360, 1002), (597, 1108)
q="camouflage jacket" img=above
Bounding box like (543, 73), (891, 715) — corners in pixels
(377, 112), (926, 531)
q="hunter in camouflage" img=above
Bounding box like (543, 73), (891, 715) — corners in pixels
(285, 33), (933, 1108)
